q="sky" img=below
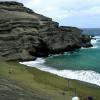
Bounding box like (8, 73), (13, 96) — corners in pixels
(1, 0), (100, 28)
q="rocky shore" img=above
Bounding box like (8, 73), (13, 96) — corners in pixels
(0, 1), (92, 61)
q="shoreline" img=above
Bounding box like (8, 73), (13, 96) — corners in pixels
(20, 57), (100, 87)
(20, 60), (100, 88)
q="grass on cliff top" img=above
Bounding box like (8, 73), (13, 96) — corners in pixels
(0, 60), (100, 100)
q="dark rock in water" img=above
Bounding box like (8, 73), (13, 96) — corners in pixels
(80, 35), (93, 48)
(0, 1), (92, 61)
(91, 35), (95, 38)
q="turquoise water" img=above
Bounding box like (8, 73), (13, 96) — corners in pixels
(45, 28), (100, 74)
(45, 49), (100, 73)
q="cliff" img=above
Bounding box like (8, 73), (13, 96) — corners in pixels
(0, 1), (92, 61)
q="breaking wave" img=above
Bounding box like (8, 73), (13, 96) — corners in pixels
(20, 58), (100, 86)
(91, 36), (100, 49)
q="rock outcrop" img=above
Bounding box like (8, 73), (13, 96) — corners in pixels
(0, 1), (92, 61)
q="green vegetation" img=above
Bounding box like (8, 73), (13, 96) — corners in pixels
(0, 60), (100, 100)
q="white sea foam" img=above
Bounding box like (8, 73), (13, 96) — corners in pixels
(91, 36), (100, 48)
(20, 58), (100, 86)
(93, 36), (100, 39)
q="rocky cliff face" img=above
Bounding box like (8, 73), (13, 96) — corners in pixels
(0, 1), (92, 61)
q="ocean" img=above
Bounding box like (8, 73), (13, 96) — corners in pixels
(20, 28), (100, 86)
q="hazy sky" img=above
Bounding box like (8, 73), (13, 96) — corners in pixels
(1, 0), (100, 28)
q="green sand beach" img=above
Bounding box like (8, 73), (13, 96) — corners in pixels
(0, 60), (100, 100)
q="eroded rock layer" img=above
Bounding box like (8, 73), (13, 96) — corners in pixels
(0, 1), (92, 61)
